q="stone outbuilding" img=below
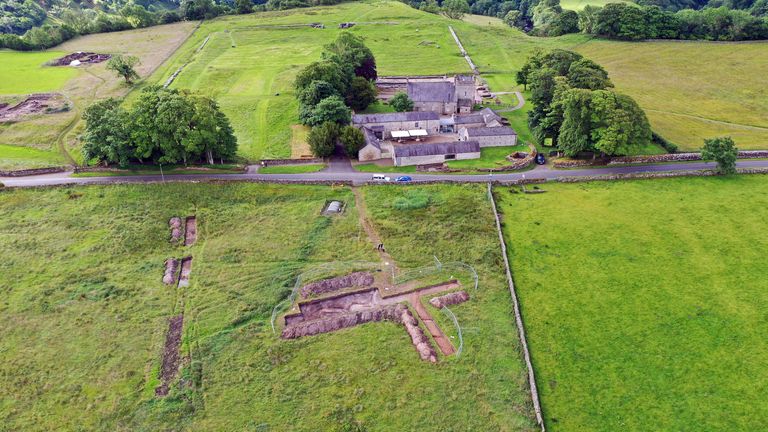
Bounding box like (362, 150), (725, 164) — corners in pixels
(358, 127), (395, 162)
(392, 140), (480, 166)
(352, 111), (440, 139)
(459, 125), (517, 147)
(407, 75), (476, 115)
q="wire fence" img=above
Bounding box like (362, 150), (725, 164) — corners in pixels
(440, 305), (463, 358)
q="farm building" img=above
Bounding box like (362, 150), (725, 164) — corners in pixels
(393, 141), (480, 166)
(459, 126), (517, 147)
(406, 74), (476, 115)
(352, 112), (440, 139)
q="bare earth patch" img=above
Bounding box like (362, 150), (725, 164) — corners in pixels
(184, 216), (197, 246)
(282, 278), (463, 362)
(178, 257), (193, 288)
(155, 314), (184, 397)
(51, 52), (111, 67)
(0, 94), (67, 123)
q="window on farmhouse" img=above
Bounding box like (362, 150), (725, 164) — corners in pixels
(445, 154), (456, 160)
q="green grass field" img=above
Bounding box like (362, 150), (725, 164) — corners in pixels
(0, 22), (198, 169)
(0, 182), (536, 431)
(0, 143), (66, 170)
(451, 20), (768, 150)
(497, 176), (768, 431)
(258, 163), (327, 173)
(0, 51), (78, 94)
(146, 1), (469, 161)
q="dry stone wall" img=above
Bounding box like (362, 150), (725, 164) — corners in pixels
(429, 290), (470, 309)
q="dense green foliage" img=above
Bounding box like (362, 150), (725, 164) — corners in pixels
(389, 92), (414, 112)
(106, 54), (141, 83)
(521, 49), (651, 156)
(339, 125), (365, 157)
(307, 121), (340, 157)
(295, 32), (377, 127)
(82, 86), (237, 166)
(0, 1), (183, 50)
(585, 2), (768, 40)
(0, 0), (47, 35)
(701, 136), (738, 173)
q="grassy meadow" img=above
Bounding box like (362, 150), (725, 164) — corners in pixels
(497, 176), (768, 431)
(146, 1), (470, 161)
(0, 21), (198, 169)
(0, 182), (536, 431)
(451, 19), (768, 150)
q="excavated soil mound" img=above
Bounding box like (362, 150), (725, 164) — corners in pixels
(52, 52), (111, 66)
(282, 304), (404, 339)
(300, 271), (374, 298)
(400, 306), (437, 363)
(155, 314), (184, 397)
(163, 258), (179, 285)
(169, 217), (182, 244)
(184, 216), (197, 246)
(429, 290), (470, 309)
(0, 94), (66, 123)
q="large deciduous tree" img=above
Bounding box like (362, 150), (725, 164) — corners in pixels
(339, 126), (365, 158)
(107, 54), (140, 84)
(82, 86), (237, 166)
(442, 0), (470, 19)
(701, 136), (738, 174)
(308, 122), (339, 158)
(346, 76), (377, 111)
(390, 92), (414, 112)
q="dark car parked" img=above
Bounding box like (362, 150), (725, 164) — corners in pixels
(535, 153), (546, 165)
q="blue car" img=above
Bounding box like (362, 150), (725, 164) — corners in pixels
(395, 176), (412, 182)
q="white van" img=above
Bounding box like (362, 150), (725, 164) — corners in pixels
(371, 174), (390, 182)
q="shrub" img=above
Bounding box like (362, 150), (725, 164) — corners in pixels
(652, 131), (678, 153)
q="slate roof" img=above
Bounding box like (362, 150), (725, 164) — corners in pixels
(480, 107), (502, 123)
(394, 141), (480, 158)
(352, 111), (439, 124)
(454, 114), (485, 125)
(463, 126), (517, 137)
(361, 127), (381, 150)
(407, 82), (455, 103)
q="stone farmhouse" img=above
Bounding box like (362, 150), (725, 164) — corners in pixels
(353, 75), (518, 167)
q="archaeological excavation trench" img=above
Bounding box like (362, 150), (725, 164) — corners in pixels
(155, 216), (198, 397)
(281, 271), (470, 363)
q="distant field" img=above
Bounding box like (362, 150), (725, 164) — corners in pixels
(0, 143), (66, 170)
(452, 20), (768, 150)
(498, 176), (768, 430)
(146, 1), (470, 160)
(0, 182), (536, 431)
(0, 21), (198, 168)
(0, 51), (77, 94)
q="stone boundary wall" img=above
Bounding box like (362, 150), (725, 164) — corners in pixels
(553, 150), (768, 168)
(487, 183), (546, 431)
(0, 166), (67, 177)
(260, 158), (324, 166)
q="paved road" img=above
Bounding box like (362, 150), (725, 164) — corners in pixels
(3, 160), (768, 188)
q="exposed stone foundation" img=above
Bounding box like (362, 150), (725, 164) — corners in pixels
(300, 271), (375, 298)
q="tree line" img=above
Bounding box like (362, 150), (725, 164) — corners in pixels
(402, 0), (768, 40)
(295, 32), (378, 158)
(0, 0), (354, 51)
(82, 86), (237, 167)
(519, 49), (653, 157)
